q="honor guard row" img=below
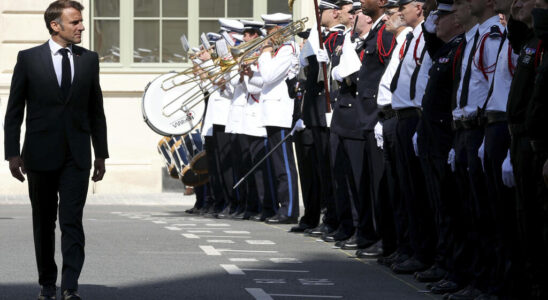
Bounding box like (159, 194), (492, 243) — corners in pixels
(147, 0), (548, 299)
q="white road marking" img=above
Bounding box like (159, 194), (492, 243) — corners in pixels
(199, 245), (222, 256)
(221, 264), (245, 275)
(298, 279), (335, 286)
(245, 288), (274, 300)
(196, 235), (251, 239)
(181, 233), (199, 239)
(254, 279), (287, 284)
(165, 226), (182, 231)
(229, 258), (258, 262)
(171, 224), (197, 227)
(269, 293), (342, 299)
(246, 240), (275, 245)
(220, 249), (278, 254)
(187, 230), (212, 233)
(152, 221), (167, 224)
(242, 268), (309, 273)
(206, 223), (230, 227)
(224, 230), (250, 234)
(269, 258), (302, 264)
(111, 212), (122, 214)
(207, 240), (235, 244)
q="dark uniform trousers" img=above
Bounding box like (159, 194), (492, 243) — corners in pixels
(394, 113), (435, 265)
(204, 136), (224, 211)
(483, 120), (518, 294)
(380, 115), (410, 256)
(294, 128), (321, 227)
(329, 132), (380, 241)
(248, 135), (277, 217)
(212, 125), (236, 212)
(265, 126), (299, 218)
(510, 133), (548, 294)
(416, 117), (460, 276)
(311, 126), (338, 228)
(230, 133), (259, 215)
(452, 127), (491, 288)
(27, 150), (90, 291)
(193, 183), (210, 210)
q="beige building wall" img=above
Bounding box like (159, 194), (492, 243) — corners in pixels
(0, 0), (315, 195)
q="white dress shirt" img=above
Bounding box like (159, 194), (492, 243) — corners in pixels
(486, 32), (519, 112)
(452, 24), (479, 120)
(377, 27), (412, 107)
(391, 21), (427, 109)
(48, 39), (74, 86)
(453, 15), (504, 119)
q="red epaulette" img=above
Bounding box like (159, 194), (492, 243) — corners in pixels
(376, 24), (395, 64)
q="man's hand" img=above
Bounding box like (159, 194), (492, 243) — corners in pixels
(198, 49), (211, 61)
(92, 158), (106, 182)
(8, 156), (25, 182)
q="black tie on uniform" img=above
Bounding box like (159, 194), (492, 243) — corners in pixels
(390, 31), (414, 93)
(59, 48), (71, 100)
(458, 30), (480, 108)
(409, 43), (427, 100)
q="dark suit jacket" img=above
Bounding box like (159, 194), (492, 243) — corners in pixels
(4, 42), (109, 171)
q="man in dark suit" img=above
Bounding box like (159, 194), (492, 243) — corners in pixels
(3, 1), (108, 299)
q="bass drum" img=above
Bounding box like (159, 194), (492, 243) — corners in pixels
(157, 137), (179, 179)
(142, 72), (206, 136)
(170, 135), (209, 187)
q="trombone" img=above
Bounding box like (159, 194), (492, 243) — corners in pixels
(161, 17), (309, 118)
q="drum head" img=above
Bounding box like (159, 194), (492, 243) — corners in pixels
(142, 72), (206, 136)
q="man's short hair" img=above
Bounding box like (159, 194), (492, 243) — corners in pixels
(44, 0), (84, 35)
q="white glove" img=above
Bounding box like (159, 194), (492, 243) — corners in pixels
(316, 48), (330, 63)
(293, 119), (306, 134)
(448, 148), (456, 172)
(424, 13), (438, 33)
(412, 132), (418, 156)
(502, 150), (516, 188)
(478, 139), (485, 171)
(374, 122), (384, 149)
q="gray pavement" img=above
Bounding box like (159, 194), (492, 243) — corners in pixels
(0, 201), (442, 300)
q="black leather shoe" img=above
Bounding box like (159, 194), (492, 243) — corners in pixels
(415, 265), (447, 282)
(243, 212), (259, 220)
(341, 234), (376, 250)
(38, 285), (57, 300)
(216, 207), (232, 219)
(61, 290), (81, 300)
(391, 257), (430, 274)
(306, 223), (335, 237)
(321, 229), (352, 242)
(230, 211), (245, 220)
(333, 239), (347, 248)
(356, 240), (383, 258)
(289, 223), (315, 233)
(430, 279), (460, 294)
(266, 214), (298, 224)
(447, 285), (482, 300)
(253, 212), (275, 222)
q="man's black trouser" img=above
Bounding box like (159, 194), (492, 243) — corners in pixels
(27, 152), (90, 292)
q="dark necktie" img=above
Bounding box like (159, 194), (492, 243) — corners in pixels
(451, 38), (467, 110)
(390, 31), (414, 93)
(409, 43), (427, 100)
(458, 30), (480, 108)
(59, 48), (71, 100)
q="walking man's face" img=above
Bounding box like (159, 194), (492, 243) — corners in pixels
(51, 7), (85, 45)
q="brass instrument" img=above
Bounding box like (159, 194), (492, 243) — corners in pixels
(160, 17), (309, 118)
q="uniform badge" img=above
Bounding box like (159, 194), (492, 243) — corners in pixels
(438, 57), (450, 64)
(525, 48), (537, 55)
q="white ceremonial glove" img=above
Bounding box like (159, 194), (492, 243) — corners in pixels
(316, 48), (330, 63)
(424, 13), (438, 33)
(478, 139), (485, 171)
(448, 148), (456, 173)
(295, 119), (306, 132)
(374, 122), (384, 150)
(412, 132), (419, 156)
(502, 150), (516, 188)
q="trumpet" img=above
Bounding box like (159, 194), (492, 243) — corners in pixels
(161, 17), (309, 118)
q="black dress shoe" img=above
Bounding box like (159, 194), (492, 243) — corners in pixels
(391, 257), (430, 274)
(474, 293), (499, 300)
(231, 211), (245, 219)
(307, 223), (335, 237)
(447, 285), (482, 300)
(340, 234), (376, 250)
(266, 214), (298, 224)
(333, 239), (347, 248)
(321, 229), (352, 242)
(253, 212), (275, 222)
(430, 279), (460, 294)
(61, 290), (81, 300)
(356, 240), (383, 258)
(289, 223), (315, 233)
(415, 265), (447, 282)
(243, 212), (259, 220)
(38, 285), (57, 300)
